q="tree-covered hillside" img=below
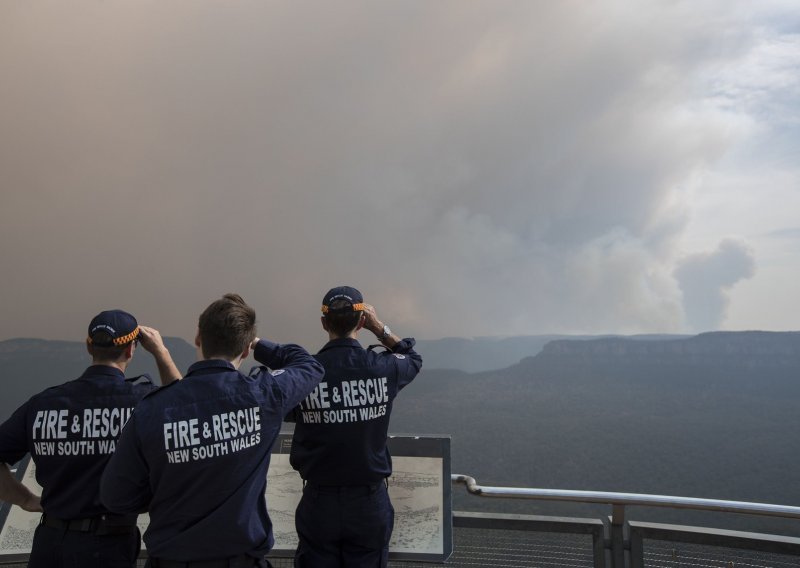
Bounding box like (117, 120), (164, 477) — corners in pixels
(391, 332), (800, 536)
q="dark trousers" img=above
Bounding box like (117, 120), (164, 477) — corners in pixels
(294, 482), (394, 568)
(28, 523), (140, 568)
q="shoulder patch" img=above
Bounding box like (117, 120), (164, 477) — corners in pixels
(270, 369), (286, 377)
(247, 364), (267, 377)
(393, 354), (406, 360)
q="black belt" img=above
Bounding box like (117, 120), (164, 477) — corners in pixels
(40, 513), (137, 535)
(148, 555), (259, 568)
(304, 480), (386, 494)
(310, 482), (384, 489)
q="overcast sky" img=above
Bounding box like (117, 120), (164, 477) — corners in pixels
(1, 1), (798, 347)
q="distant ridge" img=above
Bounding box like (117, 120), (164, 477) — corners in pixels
(536, 331), (800, 367)
(413, 335), (570, 373)
(415, 333), (691, 373)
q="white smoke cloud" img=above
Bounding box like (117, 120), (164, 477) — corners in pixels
(0, 1), (795, 344)
(674, 239), (757, 332)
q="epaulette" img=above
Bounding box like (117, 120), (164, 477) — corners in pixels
(367, 343), (389, 353)
(141, 379), (180, 399)
(125, 373), (155, 386)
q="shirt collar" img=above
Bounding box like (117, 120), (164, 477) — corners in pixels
(186, 359), (237, 376)
(80, 365), (126, 380)
(318, 337), (362, 354)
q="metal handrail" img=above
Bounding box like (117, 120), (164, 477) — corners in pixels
(452, 474), (800, 520)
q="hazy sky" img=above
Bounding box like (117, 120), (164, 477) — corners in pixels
(1, 1), (798, 347)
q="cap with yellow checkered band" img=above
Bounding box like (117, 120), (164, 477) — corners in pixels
(87, 309), (140, 347)
(321, 286), (365, 314)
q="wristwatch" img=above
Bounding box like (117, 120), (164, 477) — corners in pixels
(380, 324), (391, 339)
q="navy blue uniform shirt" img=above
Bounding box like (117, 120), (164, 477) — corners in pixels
(0, 365), (156, 519)
(290, 337), (422, 485)
(100, 340), (324, 561)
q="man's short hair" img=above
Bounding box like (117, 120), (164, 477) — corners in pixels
(324, 299), (363, 337)
(198, 293), (257, 359)
(87, 332), (129, 362)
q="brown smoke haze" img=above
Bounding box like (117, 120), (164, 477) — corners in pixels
(2, 1), (798, 347)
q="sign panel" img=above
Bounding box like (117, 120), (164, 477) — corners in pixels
(0, 435), (452, 563)
(0, 458), (152, 561)
(0, 458), (37, 560)
(267, 434), (452, 562)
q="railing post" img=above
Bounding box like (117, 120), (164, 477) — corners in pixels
(593, 523), (608, 568)
(629, 523), (644, 568)
(610, 504), (627, 568)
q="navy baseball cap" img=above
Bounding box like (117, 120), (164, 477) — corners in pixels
(87, 310), (140, 347)
(321, 286), (364, 314)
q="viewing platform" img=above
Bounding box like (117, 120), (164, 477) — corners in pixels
(3, 473), (799, 567)
(274, 473), (800, 567)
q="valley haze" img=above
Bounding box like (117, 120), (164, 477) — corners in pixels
(2, 331), (799, 535)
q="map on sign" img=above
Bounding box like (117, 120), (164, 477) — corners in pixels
(0, 434), (452, 563)
(267, 434), (452, 562)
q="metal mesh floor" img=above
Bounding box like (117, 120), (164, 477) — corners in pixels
(643, 540), (800, 568)
(437, 527), (595, 567)
(265, 526), (597, 567)
(4, 528), (798, 568)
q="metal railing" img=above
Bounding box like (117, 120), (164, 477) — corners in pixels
(452, 474), (800, 568)
(3, 477), (799, 567)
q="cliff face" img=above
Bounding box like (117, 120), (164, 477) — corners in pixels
(535, 331), (800, 368)
(391, 330), (800, 537)
(414, 335), (573, 373)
